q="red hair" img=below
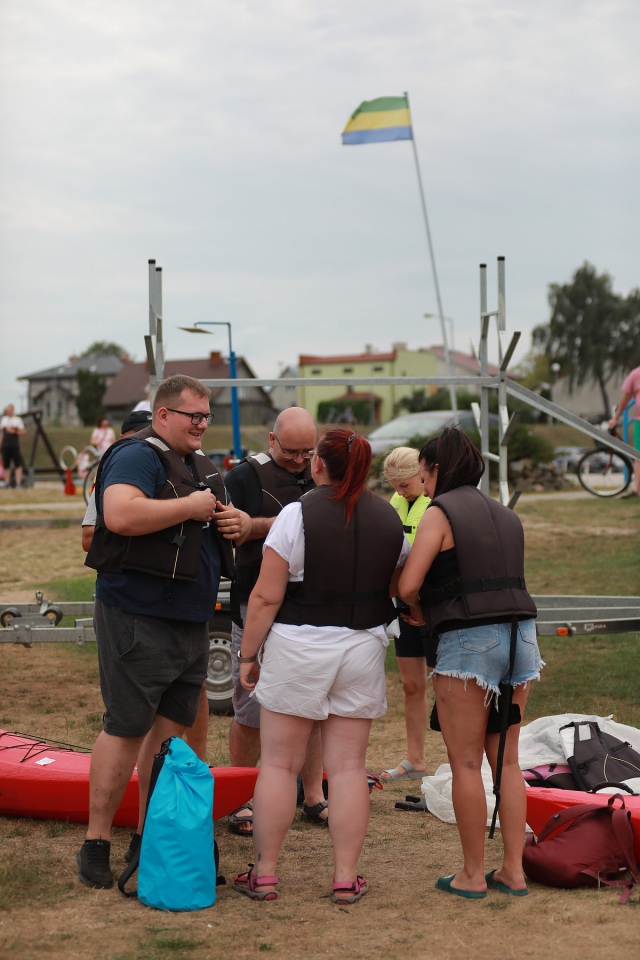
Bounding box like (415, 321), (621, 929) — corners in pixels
(316, 429), (372, 524)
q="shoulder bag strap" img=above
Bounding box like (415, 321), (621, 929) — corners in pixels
(536, 802), (611, 843)
(117, 744), (168, 898)
(488, 617), (517, 839)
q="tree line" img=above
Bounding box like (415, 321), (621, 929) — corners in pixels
(532, 262), (640, 416)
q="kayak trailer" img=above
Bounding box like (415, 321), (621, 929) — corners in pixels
(0, 582), (235, 716)
(1, 591), (639, 646)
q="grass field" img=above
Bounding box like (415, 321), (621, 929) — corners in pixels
(1, 489), (639, 959)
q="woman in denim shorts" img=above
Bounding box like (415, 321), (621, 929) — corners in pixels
(399, 428), (543, 900)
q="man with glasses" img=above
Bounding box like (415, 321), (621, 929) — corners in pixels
(217, 407), (328, 834)
(79, 375), (237, 889)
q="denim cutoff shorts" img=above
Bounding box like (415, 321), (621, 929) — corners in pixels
(433, 617), (544, 697)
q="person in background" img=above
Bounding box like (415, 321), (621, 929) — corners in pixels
(1, 404), (26, 488)
(90, 416), (116, 456)
(216, 408), (327, 836)
(380, 446), (431, 783)
(399, 428), (541, 899)
(233, 430), (408, 905)
(608, 362), (640, 498)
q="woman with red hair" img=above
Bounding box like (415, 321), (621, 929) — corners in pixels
(233, 429), (408, 905)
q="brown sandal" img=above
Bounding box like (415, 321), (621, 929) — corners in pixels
(301, 800), (329, 826)
(228, 803), (253, 836)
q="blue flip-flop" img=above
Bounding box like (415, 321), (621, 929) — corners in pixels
(485, 870), (528, 896)
(435, 874), (487, 899)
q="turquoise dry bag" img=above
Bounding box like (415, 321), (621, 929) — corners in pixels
(119, 737), (217, 911)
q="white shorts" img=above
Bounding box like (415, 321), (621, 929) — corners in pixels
(253, 628), (388, 721)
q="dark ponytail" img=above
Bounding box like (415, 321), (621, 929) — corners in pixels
(419, 426), (485, 497)
(316, 429), (371, 524)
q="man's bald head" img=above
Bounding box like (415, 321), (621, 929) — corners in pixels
(269, 407), (316, 473)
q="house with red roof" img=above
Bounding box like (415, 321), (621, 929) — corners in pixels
(102, 351), (275, 425)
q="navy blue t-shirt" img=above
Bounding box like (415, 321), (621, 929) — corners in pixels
(95, 440), (221, 622)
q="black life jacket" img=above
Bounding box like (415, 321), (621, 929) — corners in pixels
(85, 425), (234, 581)
(234, 452), (314, 570)
(275, 485), (404, 629)
(419, 485), (537, 634)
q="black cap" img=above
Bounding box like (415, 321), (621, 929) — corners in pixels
(121, 410), (153, 434)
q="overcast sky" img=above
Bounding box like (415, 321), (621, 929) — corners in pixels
(1, 0), (638, 415)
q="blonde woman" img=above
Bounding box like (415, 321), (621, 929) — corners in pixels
(380, 446), (431, 782)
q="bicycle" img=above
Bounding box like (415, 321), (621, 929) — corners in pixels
(576, 428), (634, 498)
(82, 451), (102, 504)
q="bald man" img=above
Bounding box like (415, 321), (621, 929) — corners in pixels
(215, 408), (328, 834)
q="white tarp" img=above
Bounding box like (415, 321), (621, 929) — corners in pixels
(420, 714), (640, 827)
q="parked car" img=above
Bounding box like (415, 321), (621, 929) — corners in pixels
(551, 446), (590, 474)
(366, 410), (499, 457)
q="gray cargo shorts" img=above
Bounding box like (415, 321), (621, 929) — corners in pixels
(94, 598), (209, 738)
(231, 604), (261, 728)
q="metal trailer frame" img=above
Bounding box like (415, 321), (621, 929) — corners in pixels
(2, 593), (639, 645)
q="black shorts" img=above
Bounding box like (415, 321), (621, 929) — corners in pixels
(2, 447), (23, 470)
(94, 599), (209, 738)
(394, 615), (428, 659)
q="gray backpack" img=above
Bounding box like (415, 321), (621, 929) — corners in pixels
(561, 721), (640, 794)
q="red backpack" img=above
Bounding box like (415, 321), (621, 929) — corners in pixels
(523, 794), (638, 903)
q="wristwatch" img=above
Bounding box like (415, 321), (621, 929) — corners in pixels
(236, 650), (257, 663)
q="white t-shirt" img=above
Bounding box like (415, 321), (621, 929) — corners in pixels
(82, 491), (97, 527)
(1, 415), (25, 442)
(263, 500), (410, 646)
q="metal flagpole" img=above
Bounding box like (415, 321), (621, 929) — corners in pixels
(404, 91), (457, 415)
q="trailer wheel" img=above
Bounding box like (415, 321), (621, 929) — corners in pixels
(0, 608), (22, 627)
(206, 629), (234, 716)
(43, 606), (64, 625)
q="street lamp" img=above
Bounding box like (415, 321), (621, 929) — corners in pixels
(424, 313), (455, 352)
(178, 321), (242, 461)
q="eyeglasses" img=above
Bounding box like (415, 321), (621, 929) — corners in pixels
(273, 434), (314, 461)
(166, 408), (214, 426)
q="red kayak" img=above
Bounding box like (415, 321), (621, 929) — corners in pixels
(526, 785), (640, 861)
(0, 730), (258, 827)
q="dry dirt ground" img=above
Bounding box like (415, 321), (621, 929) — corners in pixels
(0, 494), (638, 959)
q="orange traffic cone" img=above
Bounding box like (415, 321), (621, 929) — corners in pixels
(64, 467), (76, 496)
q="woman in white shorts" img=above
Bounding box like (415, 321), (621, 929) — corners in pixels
(233, 429), (409, 905)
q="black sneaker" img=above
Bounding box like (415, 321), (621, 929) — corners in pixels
(76, 839), (113, 889)
(124, 832), (141, 864)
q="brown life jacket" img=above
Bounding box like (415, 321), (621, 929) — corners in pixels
(234, 451), (314, 571)
(85, 425), (234, 581)
(419, 485), (537, 635)
(275, 485), (404, 629)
